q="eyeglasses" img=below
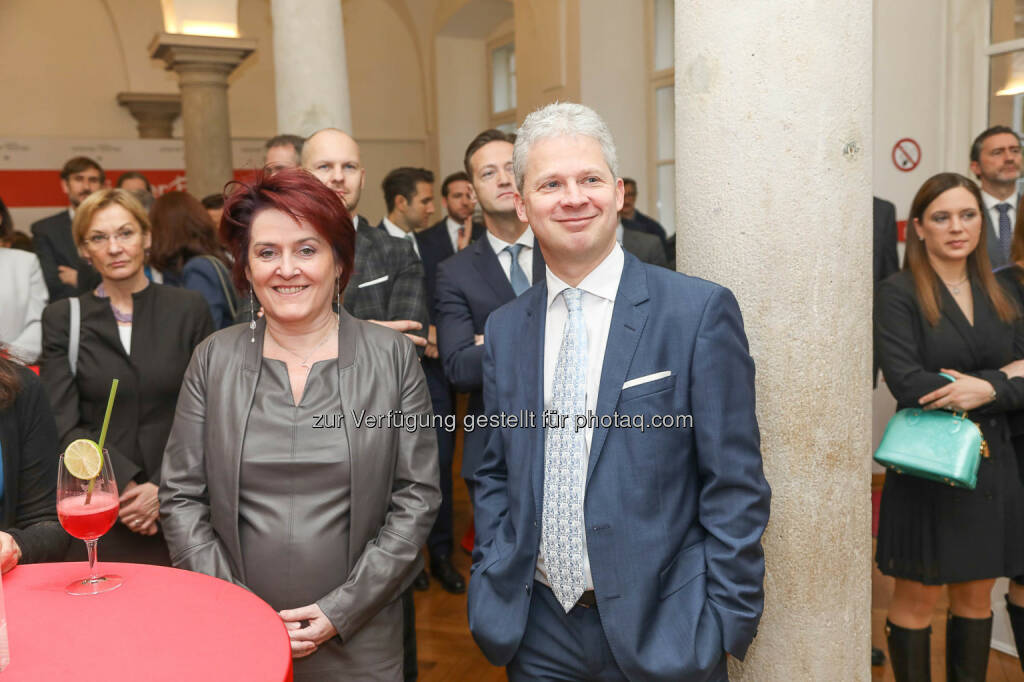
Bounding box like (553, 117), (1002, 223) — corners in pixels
(84, 229), (139, 248)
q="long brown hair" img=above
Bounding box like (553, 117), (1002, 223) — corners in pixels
(0, 351), (22, 411)
(148, 191), (229, 275)
(904, 172), (1017, 325)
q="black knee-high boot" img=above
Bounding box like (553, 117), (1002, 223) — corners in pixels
(1006, 594), (1024, 672)
(945, 611), (992, 682)
(886, 619), (932, 682)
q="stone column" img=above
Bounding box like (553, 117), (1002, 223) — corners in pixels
(149, 33), (255, 198)
(116, 93), (182, 139)
(675, 2), (872, 680)
(270, 0), (352, 135)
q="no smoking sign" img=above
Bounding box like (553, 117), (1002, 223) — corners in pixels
(892, 138), (921, 172)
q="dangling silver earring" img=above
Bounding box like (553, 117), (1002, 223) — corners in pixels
(249, 286), (256, 343)
(336, 277), (341, 313)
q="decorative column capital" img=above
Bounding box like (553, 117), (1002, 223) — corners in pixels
(116, 92), (181, 139)
(149, 33), (256, 76)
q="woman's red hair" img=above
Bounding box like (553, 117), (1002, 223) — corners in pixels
(220, 168), (356, 293)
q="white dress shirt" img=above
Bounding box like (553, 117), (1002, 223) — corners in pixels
(446, 217), (463, 253)
(486, 227), (535, 286)
(381, 217), (420, 258)
(535, 243), (625, 591)
(117, 324), (132, 354)
(981, 189), (1018, 241)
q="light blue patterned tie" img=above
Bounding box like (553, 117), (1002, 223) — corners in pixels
(997, 203), (1013, 264)
(504, 244), (530, 296)
(541, 287), (587, 612)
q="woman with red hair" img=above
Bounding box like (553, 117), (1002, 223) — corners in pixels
(159, 168), (440, 680)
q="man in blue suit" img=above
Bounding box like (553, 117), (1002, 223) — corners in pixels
(435, 130), (546, 504)
(468, 103), (771, 681)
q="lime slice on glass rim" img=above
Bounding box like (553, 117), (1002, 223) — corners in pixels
(63, 439), (103, 480)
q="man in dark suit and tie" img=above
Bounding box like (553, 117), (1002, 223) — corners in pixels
(469, 103), (770, 680)
(969, 126), (1022, 269)
(31, 156), (104, 301)
(419, 171), (484, 303)
(375, 167), (465, 594)
(435, 130), (546, 508)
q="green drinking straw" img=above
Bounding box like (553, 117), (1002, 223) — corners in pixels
(85, 378), (118, 505)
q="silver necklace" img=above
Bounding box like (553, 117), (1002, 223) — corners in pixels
(942, 275), (969, 295)
(267, 316), (337, 371)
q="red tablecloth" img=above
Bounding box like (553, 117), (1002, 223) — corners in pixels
(1, 562), (293, 681)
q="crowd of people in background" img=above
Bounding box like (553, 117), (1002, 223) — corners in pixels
(0, 104), (699, 681)
(8, 106), (1024, 681)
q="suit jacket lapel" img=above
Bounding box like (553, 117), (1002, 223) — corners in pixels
(85, 293), (129, 362)
(473, 238), (516, 302)
(531, 236), (546, 283)
(225, 315), (265, 580)
(57, 212), (78, 265)
(939, 278), (984, 368)
(524, 285), (548, 521)
(332, 310), (362, 572)
(586, 255), (649, 487)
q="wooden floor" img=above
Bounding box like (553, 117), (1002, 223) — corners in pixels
(413, 412), (1024, 679)
(413, 399), (505, 681)
(871, 555), (1024, 681)
(412, 478), (504, 681)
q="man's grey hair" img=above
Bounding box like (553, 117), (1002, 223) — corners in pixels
(513, 102), (619, 192)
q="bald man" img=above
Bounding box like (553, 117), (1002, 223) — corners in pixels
(302, 128), (428, 347)
(302, 128), (428, 682)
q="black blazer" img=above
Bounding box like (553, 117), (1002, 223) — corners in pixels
(39, 284), (213, 487)
(343, 218), (428, 341)
(875, 271), (1024, 453)
(30, 210), (100, 301)
(873, 198), (900, 284)
(0, 364), (70, 563)
(873, 197), (900, 385)
(434, 234), (545, 478)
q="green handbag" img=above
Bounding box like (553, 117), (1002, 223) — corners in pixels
(873, 373), (987, 490)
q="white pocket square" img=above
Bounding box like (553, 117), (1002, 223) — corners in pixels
(357, 275), (389, 289)
(622, 371), (672, 390)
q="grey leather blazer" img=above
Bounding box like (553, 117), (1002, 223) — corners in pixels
(159, 310), (440, 642)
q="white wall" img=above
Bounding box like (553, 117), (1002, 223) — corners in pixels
(579, 0), (649, 206)
(435, 36), (489, 180)
(873, 0), (945, 219)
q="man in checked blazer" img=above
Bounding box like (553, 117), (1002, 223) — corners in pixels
(301, 128), (428, 682)
(302, 129), (428, 346)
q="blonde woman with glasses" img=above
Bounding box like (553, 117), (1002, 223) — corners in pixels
(39, 189), (213, 565)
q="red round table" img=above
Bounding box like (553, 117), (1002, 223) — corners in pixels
(1, 562), (293, 681)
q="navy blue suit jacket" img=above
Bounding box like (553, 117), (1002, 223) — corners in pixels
(434, 234), (545, 480)
(417, 217), (485, 318)
(468, 252), (770, 680)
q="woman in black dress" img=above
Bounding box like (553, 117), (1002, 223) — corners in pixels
(876, 172), (1024, 680)
(0, 352), (69, 569)
(39, 189), (213, 565)
(994, 217), (1024, 671)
